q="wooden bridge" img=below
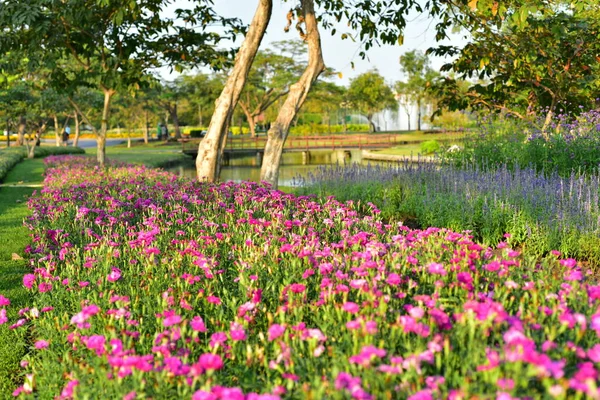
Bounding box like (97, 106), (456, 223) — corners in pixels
(181, 133), (412, 160)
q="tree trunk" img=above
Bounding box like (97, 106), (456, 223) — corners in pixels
(171, 104), (182, 139)
(406, 112), (411, 131)
(260, 0), (325, 188)
(247, 114), (256, 137)
(143, 110), (149, 144)
(541, 96), (556, 139)
(73, 113), (80, 147)
(28, 122), (47, 158)
(17, 116), (26, 146)
(196, 0), (272, 182)
(215, 117), (232, 179)
(368, 115), (376, 133)
(98, 89), (115, 166)
(417, 98), (422, 131)
(53, 115), (61, 146)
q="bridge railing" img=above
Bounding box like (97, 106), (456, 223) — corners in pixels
(182, 133), (410, 153)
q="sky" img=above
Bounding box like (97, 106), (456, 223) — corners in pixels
(162, 0), (469, 87)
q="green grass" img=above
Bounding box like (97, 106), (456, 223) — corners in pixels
(371, 143), (423, 156)
(87, 143), (192, 168)
(0, 159), (45, 397)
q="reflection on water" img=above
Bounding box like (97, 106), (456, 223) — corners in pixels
(169, 150), (367, 187)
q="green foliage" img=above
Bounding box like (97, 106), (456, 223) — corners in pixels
(0, 158), (47, 397)
(188, 129), (205, 138)
(431, 11), (600, 119)
(347, 70), (396, 131)
(395, 50), (440, 130)
(420, 140), (441, 154)
(0, 147), (85, 183)
(443, 112), (600, 177)
(290, 123), (370, 135)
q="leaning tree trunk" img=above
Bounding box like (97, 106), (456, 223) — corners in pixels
(260, 0), (325, 188)
(417, 98), (422, 131)
(28, 122), (47, 158)
(53, 114), (61, 146)
(367, 116), (375, 133)
(98, 89), (115, 166)
(171, 104), (182, 140)
(73, 113), (80, 147)
(195, 0), (272, 182)
(143, 110), (149, 144)
(17, 116), (26, 146)
(541, 96), (557, 139)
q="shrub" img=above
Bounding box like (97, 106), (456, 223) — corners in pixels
(0, 146), (85, 183)
(420, 140), (441, 155)
(298, 162), (600, 264)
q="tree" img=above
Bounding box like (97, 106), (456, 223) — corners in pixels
(153, 78), (187, 140)
(347, 70), (396, 132)
(302, 79), (347, 132)
(196, 0), (273, 182)
(260, 0), (325, 185)
(238, 44), (305, 137)
(395, 50), (440, 131)
(0, 0), (242, 165)
(429, 5), (600, 135)
(178, 73), (224, 127)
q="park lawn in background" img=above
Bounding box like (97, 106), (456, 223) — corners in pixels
(0, 159), (44, 396)
(371, 143), (423, 156)
(86, 143), (192, 168)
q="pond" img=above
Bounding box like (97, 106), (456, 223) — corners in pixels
(168, 149), (379, 187)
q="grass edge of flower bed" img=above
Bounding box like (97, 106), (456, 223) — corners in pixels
(0, 159), (45, 396)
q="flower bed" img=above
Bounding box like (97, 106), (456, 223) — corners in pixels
(298, 162), (600, 264)
(1, 155), (599, 399)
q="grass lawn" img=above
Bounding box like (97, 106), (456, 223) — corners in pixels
(87, 142), (192, 168)
(0, 159), (44, 396)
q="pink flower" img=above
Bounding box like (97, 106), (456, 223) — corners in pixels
(59, 380), (79, 399)
(230, 322), (247, 341)
(107, 267), (122, 282)
(38, 282), (52, 292)
(209, 332), (228, 348)
(206, 295), (221, 305)
(427, 263), (446, 276)
(268, 324), (286, 341)
(198, 353), (223, 371)
(0, 295), (10, 306)
(163, 313), (182, 327)
(385, 273), (401, 285)
(192, 391), (217, 400)
(123, 391), (136, 400)
(289, 283), (306, 293)
(0, 309), (7, 325)
(23, 274), (35, 289)
(342, 302), (360, 314)
(190, 316), (207, 332)
(35, 339), (49, 349)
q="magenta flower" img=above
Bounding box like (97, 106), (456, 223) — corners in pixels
(209, 332), (228, 348)
(289, 283), (306, 294)
(230, 322), (247, 341)
(107, 267), (122, 282)
(190, 316), (207, 332)
(59, 380), (79, 399)
(35, 339), (49, 349)
(342, 302), (360, 314)
(198, 353), (223, 371)
(206, 295), (222, 305)
(23, 274), (35, 289)
(0, 295), (10, 307)
(427, 263), (447, 276)
(163, 313), (182, 327)
(268, 324), (286, 341)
